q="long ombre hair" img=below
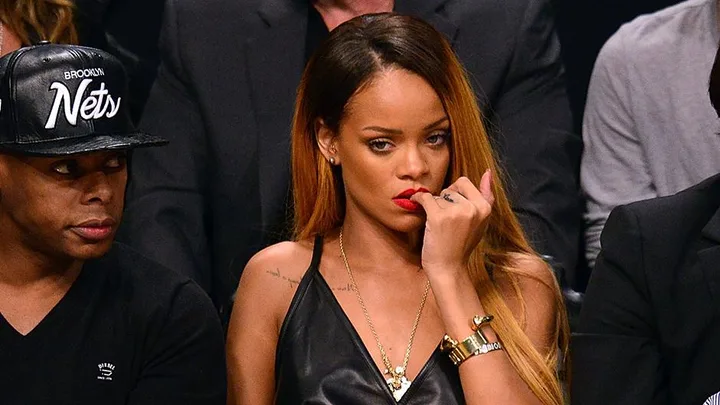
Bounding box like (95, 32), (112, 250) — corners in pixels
(291, 13), (570, 405)
(0, 0), (78, 45)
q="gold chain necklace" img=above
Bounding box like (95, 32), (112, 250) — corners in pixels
(339, 229), (431, 402)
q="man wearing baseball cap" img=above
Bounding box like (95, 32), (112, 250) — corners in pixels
(0, 42), (226, 404)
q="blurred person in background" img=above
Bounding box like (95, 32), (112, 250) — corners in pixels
(581, 0), (720, 269)
(0, 0), (77, 56)
(572, 39), (720, 405)
(73, 0), (165, 122)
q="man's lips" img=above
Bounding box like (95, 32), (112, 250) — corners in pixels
(70, 218), (116, 241)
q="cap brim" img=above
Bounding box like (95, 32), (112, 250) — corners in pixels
(0, 131), (168, 156)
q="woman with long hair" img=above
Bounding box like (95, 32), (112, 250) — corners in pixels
(227, 12), (569, 405)
(0, 0), (77, 56)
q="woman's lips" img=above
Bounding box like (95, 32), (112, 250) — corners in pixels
(394, 187), (430, 199)
(393, 187), (430, 211)
(393, 198), (422, 211)
(392, 187), (430, 211)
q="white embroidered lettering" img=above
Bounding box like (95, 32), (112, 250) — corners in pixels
(80, 95), (98, 119)
(89, 83), (110, 119)
(61, 68), (106, 80)
(105, 95), (121, 118)
(44, 79), (122, 129)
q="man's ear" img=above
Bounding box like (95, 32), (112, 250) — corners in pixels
(315, 119), (340, 165)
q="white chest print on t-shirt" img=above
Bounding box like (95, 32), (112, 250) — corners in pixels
(704, 391), (720, 405)
(97, 362), (115, 381)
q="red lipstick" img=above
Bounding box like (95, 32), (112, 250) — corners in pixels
(394, 188), (430, 199)
(392, 188), (430, 211)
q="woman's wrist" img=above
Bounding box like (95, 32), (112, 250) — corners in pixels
(423, 264), (469, 288)
(426, 267), (494, 339)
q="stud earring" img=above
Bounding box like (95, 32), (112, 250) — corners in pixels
(329, 157), (336, 165)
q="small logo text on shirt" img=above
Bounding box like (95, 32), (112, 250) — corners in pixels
(97, 363), (115, 381)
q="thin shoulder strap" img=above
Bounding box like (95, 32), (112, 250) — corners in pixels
(309, 234), (324, 272)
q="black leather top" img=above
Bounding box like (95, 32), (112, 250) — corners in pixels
(274, 237), (466, 404)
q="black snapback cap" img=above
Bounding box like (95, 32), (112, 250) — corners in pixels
(0, 42), (167, 156)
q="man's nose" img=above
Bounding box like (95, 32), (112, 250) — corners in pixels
(81, 171), (115, 205)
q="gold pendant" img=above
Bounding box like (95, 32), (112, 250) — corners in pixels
(385, 366), (412, 401)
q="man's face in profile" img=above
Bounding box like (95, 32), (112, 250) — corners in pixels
(0, 150), (128, 261)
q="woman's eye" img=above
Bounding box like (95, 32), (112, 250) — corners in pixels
(369, 139), (393, 152)
(51, 160), (76, 175)
(427, 131), (449, 146)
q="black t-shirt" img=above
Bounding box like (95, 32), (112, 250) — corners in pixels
(0, 243), (226, 405)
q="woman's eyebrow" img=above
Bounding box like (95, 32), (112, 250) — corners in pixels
(361, 126), (403, 135)
(362, 117), (449, 134)
(423, 117), (449, 130)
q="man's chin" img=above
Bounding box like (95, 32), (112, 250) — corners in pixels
(70, 240), (114, 260)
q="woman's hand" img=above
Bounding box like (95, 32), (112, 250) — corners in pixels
(410, 171), (494, 281)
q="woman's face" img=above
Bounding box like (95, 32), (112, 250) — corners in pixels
(325, 68), (451, 233)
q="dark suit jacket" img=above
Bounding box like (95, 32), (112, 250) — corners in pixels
(572, 173), (720, 405)
(120, 0), (582, 315)
(74, 0), (165, 122)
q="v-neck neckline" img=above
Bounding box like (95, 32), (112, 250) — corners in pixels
(0, 264), (91, 340)
(313, 268), (442, 404)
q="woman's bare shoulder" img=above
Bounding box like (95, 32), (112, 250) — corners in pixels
(226, 240), (319, 404)
(495, 252), (560, 351)
(502, 252), (557, 288)
(494, 253), (559, 310)
(230, 239), (319, 333)
(239, 239), (316, 294)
